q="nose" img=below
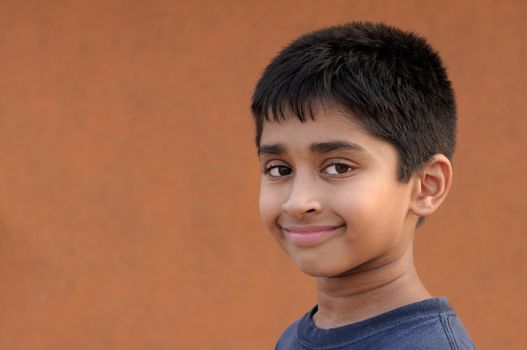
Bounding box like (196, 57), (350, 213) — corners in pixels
(281, 173), (322, 218)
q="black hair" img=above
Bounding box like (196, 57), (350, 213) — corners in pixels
(251, 22), (456, 181)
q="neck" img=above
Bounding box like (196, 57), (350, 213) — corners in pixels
(313, 247), (431, 329)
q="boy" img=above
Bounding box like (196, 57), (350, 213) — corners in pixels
(251, 23), (477, 349)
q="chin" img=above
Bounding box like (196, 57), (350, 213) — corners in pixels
(294, 257), (353, 278)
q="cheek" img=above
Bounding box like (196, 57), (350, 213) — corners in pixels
(328, 179), (372, 210)
(359, 183), (410, 234)
(329, 180), (400, 228)
(258, 184), (281, 230)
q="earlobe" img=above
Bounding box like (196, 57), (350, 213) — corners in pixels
(409, 154), (453, 217)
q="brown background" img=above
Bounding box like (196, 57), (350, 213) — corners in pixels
(0, 0), (525, 349)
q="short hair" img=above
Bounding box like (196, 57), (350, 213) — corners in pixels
(251, 22), (456, 181)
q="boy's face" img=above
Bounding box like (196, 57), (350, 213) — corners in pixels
(258, 109), (418, 277)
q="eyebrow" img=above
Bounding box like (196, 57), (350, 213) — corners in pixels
(310, 140), (366, 153)
(258, 144), (286, 156)
(258, 140), (366, 156)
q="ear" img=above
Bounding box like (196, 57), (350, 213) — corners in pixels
(409, 154), (453, 217)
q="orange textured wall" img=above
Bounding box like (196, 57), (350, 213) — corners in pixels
(0, 1), (525, 349)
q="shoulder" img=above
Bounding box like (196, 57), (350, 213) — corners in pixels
(275, 317), (302, 350)
(438, 312), (478, 349)
(275, 306), (317, 350)
(363, 298), (477, 350)
(371, 312), (476, 349)
(274, 298), (477, 350)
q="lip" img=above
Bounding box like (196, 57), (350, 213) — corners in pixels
(281, 224), (345, 246)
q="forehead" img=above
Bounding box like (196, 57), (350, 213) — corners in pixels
(258, 112), (398, 164)
(260, 112), (370, 146)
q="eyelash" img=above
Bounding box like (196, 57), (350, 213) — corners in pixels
(263, 160), (355, 178)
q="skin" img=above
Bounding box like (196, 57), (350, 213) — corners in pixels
(258, 108), (452, 328)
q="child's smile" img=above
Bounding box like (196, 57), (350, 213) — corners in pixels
(258, 109), (418, 278)
(280, 223), (346, 247)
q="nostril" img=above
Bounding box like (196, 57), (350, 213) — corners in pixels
(281, 201), (322, 218)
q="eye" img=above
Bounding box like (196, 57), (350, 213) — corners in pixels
(264, 165), (292, 178)
(323, 162), (354, 176)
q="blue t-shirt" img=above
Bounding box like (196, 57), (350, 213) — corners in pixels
(276, 297), (476, 349)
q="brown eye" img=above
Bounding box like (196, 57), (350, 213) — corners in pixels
(324, 163), (353, 176)
(267, 166), (292, 177)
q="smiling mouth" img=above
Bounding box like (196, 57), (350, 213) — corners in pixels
(281, 224), (345, 246)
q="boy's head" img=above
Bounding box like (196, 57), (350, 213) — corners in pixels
(251, 22), (456, 182)
(251, 22), (456, 277)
